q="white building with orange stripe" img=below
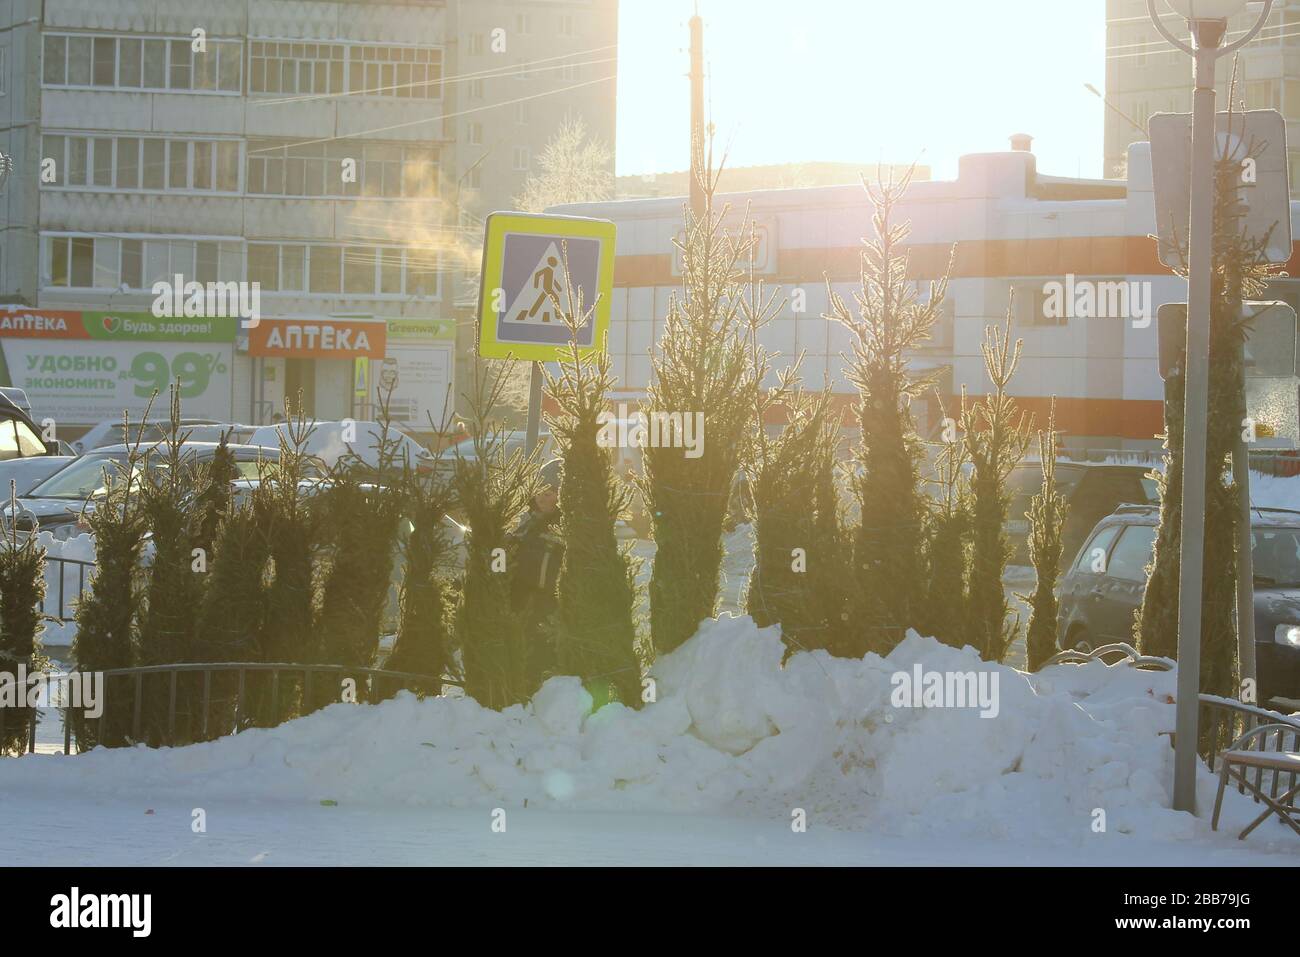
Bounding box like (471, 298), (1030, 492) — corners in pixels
(556, 137), (1300, 452)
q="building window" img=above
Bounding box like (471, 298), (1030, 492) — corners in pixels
(250, 40), (343, 95)
(247, 243), (279, 291)
(560, 15), (577, 38)
(142, 138), (165, 189)
(92, 137), (112, 186)
(515, 101), (529, 124)
(245, 242), (438, 298)
(195, 242), (219, 284)
(1247, 79), (1282, 111)
(248, 39), (441, 99)
(515, 13), (532, 34)
(43, 33), (241, 93)
(46, 236), (96, 288)
(469, 77), (483, 99)
(43, 133), (239, 193)
(247, 141), (437, 198)
(309, 245), (341, 294)
(513, 147), (529, 171)
(120, 239), (143, 289)
(468, 33), (484, 56)
(281, 245), (305, 291)
(343, 246), (375, 294)
(468, 122), (482, 146)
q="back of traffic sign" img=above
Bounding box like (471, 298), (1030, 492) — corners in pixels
(1149, 109), (1292, 269)
(476, 212), (616, 361)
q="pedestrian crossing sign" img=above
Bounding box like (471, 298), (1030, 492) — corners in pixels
(477, 212), (616, 361)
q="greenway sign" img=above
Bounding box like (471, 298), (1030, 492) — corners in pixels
(0, 308), (234, 424)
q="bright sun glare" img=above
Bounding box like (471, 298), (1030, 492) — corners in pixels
(617, 0), (1109, 181)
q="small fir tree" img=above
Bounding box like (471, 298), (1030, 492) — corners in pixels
(826, 168), (952, 657)
(919, 396), (970, 649)
(137, 385), (212, 742)
(545, 247), (644, 707)
(962, 314), (1033, 663)
(1022, 400), (1068, 672)
(72, 406), (154, 747)
(385, 420), (459, 697)
(315, 404), (407, 693)
(746, 387), (850, 654)
(452, 363), (540, 710)
(640, 150), (761, 656)
(0, 482), (47, 754)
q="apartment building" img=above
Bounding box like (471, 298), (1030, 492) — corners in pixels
(0, 0), (617, 437)
(1105, 0), (1300, 189)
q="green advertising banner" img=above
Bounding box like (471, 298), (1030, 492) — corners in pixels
(80, 312), (239, 342)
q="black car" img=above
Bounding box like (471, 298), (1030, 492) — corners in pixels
(2, 442), (280, 538)
(1056, 504), (1300, 711)
(1006, 461), (1158, 565)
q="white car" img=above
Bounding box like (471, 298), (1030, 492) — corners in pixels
(247, 420), (436, 474)
(72, 417), (222, 454)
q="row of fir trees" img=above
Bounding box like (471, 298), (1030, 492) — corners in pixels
(6, 151), (1253, 753)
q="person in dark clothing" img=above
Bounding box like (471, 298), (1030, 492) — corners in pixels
(511, 459), (564, 684)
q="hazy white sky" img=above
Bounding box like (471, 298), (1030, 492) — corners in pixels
(615, 0), (1113, 181)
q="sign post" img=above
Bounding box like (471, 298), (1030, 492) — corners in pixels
(477, 212), (615, 456)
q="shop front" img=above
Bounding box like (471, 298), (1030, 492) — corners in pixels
(247, 316), (387, 422)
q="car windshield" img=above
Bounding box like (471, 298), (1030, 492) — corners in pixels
(27, 452), (141, 500)
(1250, 527), (1300, 587)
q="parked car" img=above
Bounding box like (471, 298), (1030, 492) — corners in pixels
(72, 417), (222, 454)
(247, 420), (436, 475)
(3, 442), (280, 538)
(0, 455), (77, 498)
(0, 387), (32, 417)
(439, 430), (555, 470)
(1006, 461), (1159, 565)
(1056, 503), (1300, 711)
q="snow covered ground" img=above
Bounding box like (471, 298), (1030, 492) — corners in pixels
(4, 617), (1297, 866)
(11, 479), (1300, 866)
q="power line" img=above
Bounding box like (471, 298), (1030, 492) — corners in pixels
(249, 44), (617, 107)
(1106, 18), (1297, 58)
(247, 73), (617, 156)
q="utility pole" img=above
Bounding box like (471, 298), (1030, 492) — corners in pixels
(688, 8), (705, 221)
(1146, 0), (1276, 815)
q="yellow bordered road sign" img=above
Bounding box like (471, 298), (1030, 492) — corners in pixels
(477, 211), (616, 361)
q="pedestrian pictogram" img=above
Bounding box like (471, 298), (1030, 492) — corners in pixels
(508, 243), (566, 326)
(477, 212), (615, 361)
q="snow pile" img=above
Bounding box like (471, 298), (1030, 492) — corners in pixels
(2, 614), (1292, 855)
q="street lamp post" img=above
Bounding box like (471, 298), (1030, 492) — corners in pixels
(1146, 0), (1274, 814)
